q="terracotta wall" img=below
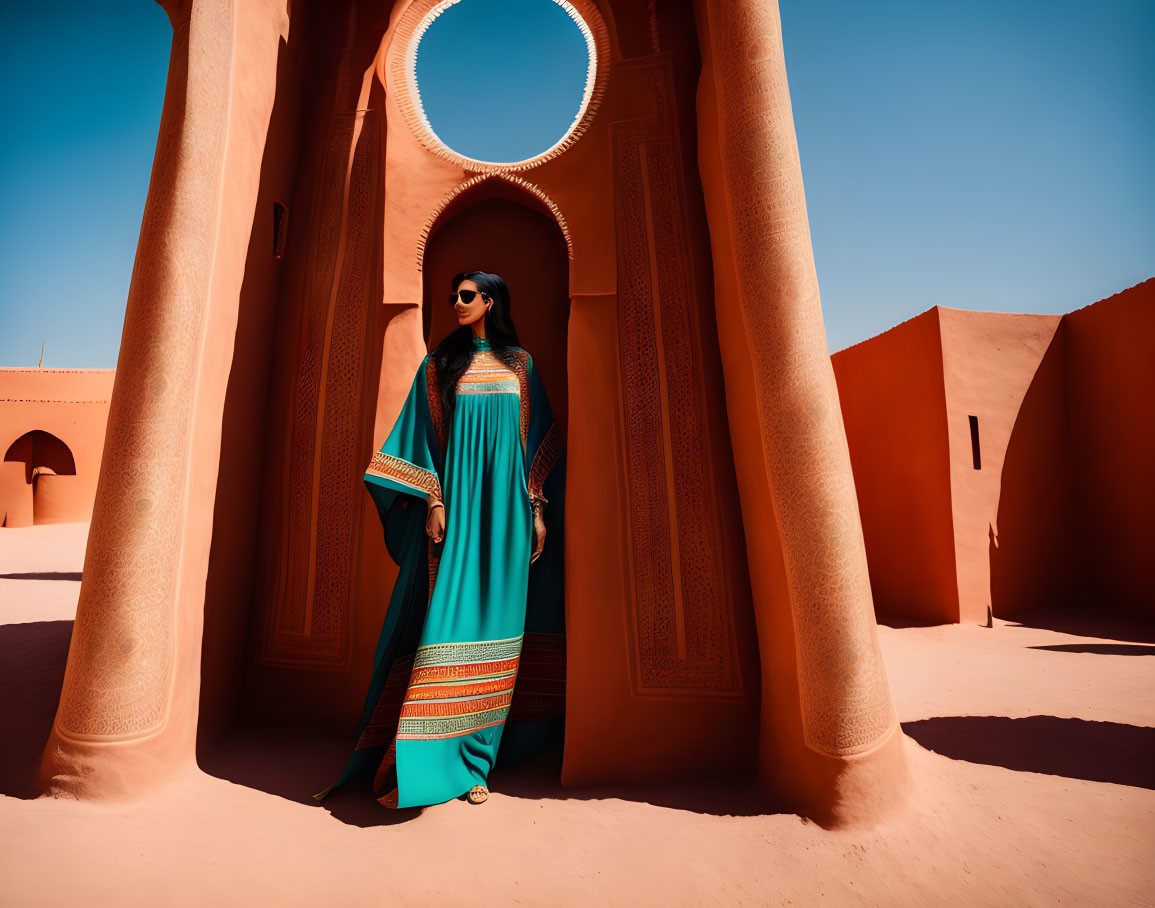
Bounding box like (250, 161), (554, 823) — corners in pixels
(831, 311), (957, 623)
(991, 321), (1082, 618)
(836, 278), (1153, 625)
(939, 308), (1063, 624)
(37, 0), (767, 806)
(226, 0), (763, 791)
(1062, 280), (1155, 617)
(196, 0), (348, 748)
(996, 281), (1155, 621)
(0, 369), (114, 526)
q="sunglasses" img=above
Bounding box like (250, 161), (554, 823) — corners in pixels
(449, 288), (490, 307)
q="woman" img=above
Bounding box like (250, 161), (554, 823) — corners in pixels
(314, 271), (566, 809)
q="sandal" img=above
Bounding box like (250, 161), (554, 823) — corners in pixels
(464, 784), (488, 805)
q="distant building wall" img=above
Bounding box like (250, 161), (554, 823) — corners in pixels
(995, 279), (1155, 620)
(938, 308), (1063, 624)
(989, 320), (1083, 617)
(0, 369), (114, 526)
(835, 277), (1154, 624)
(1066, 282), (1155, 616)
(831, 309), (958, 624)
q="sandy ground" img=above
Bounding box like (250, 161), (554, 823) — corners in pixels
(1, 522), (1152, 906)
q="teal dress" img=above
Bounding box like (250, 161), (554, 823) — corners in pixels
(315, 334), (566, 808)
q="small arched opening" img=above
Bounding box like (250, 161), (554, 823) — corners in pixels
(3, 430), (79, 526)
(4, 429), (77, 486)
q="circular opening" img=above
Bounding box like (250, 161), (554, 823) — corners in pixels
(411, 0), (595, 166)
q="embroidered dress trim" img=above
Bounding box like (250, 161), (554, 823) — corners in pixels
(413, 634), (524, 667)
(426, 356), (447, 461)
(513, 352), (531, 451)
(365, 451), (443, 503)
(457, 379), (521, 395)
(528, 420), (563, 506)
(458, 355), (520, 396)
(429, 348), (530, 449)
(395, 634), (524, 741)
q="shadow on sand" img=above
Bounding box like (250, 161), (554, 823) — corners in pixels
(0, 572), (83, 581)
(1001, 606), (1155, 645)
(1028, 643), (1155, 656)
(197, 722), (777, 828)
(904, 715), (1155, 790)
(0, 620), (73, 798)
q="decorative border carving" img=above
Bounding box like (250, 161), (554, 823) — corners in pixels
(614, 57), (742, 696)
(263, 110), (380, 670)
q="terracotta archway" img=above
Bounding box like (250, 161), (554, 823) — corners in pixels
(3, 430), (81, 525)
(421, 179), (571, 384)
(4, 429), (77, 485)
(42, 0), (909, 828)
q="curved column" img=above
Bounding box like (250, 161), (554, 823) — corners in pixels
(693, 0), (909, 825)
(37, 0), (284, 799)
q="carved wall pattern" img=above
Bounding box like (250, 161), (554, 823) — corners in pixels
(55, 10), (230, 738)
(614, 57), (741, 696)
(706, 0), (896, 753)
(262, 110), (380, 669)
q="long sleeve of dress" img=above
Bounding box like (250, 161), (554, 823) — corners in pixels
(525, 354), (564, 509)
(364, 355), (444, 564)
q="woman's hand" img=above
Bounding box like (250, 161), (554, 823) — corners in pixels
(426, 500), (445, 543)
(530, 506), (546, 564)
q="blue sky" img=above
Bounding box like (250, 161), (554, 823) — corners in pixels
(416, 0), (590, 162)
(0, 0), (1149, 368)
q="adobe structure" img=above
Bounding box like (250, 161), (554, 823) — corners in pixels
(37, 0), (909, 826)
(0, 369), (114, 527)
(832, 279), (1154, 627)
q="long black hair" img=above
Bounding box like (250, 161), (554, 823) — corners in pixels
(431, 270), (523, 424)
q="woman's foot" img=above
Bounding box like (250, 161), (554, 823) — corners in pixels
(464, 784), (488, 805)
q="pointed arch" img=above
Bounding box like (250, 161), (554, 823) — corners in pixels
(416, 173), (574, 271)
(4, 429), (77, 484)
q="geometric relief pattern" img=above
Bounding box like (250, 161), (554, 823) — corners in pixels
(707, 0), (897, 754)
(55, 13), (232, 738)
(614, 56), (742, 696)
(262, 110), (380, 670)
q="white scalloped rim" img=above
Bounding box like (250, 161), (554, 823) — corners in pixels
(403, 0), (600, 169)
